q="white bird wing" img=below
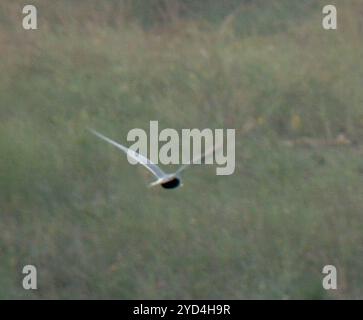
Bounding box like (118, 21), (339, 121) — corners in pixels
(89, 128), (167, 179)
(176, 143), (223, 174)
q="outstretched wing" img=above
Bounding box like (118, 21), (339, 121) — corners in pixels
(89, 128), (166, 179)
(176, 143), (223, 174)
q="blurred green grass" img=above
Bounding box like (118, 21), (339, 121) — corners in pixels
(0, 0), (363, 299)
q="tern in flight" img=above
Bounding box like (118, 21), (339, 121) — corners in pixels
(89, 129), (221, 189)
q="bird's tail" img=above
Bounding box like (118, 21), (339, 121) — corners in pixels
(148, 179), (163, 188)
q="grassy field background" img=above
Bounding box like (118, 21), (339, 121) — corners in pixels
(1, 0), (363, 299)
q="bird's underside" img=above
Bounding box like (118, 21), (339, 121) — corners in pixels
(160, 177), (181, 189)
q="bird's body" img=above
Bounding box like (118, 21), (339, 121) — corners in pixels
(89, 128), (220, 189)
(151, 175), (181, 189)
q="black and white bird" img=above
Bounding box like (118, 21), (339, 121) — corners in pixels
(89, 129), (221, 189)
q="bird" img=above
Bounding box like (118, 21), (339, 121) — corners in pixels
(89, 128), (221, 189)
